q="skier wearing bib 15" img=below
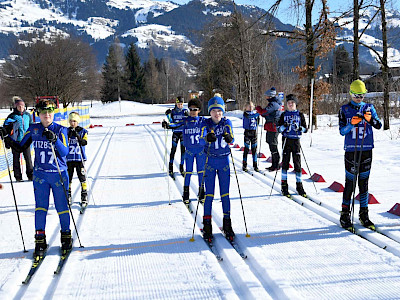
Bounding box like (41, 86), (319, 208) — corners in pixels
(338, 80), (382, 231)
(162, 98), (206, 205)
(0, 99), (72, 257)
(277, 94), (308, 198)
(67, 112), (88, 206)
(201, 95), (235, 242)
(165, 96), (188, 178)
(242, 101), (260, 172)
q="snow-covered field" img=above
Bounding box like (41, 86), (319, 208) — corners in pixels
(1, 100), (400, 299)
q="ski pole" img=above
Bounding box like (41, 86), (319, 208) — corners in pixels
(350, 122), (367, 230)
(229, 147), (250, 237)
(299, 143), (318, 194)
(0, 132), (28, 253)
(47, 131), (84, 248)
(78, 143), (96, 206)
(163, 126), (168, 172)
(190, 143), (211, 242)
(268, 135), (287, 199)
(257, 118), (264, 169)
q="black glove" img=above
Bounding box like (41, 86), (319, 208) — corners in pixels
(292, 123), (300, 132)
(243, 111), (249, 117)
(283, 122), (290, 128)
(184, 110), (189, 116)
(165, 109), (172, 116)
(0, 127), (8, 139)
(70, 128), (78, 137)
(162, 120), (168, 129)
(43, 129), (57, 143)
(205, 132), (217, 143)
(223, 132), (233, 143)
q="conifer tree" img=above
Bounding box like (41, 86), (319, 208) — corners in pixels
(124, 43), (145, 101)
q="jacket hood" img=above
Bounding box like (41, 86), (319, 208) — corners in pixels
(268, 96), (282, 105)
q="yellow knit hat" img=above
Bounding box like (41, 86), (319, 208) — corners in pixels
(68, 112), (80, 123)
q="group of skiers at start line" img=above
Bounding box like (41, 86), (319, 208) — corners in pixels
(163, 79), (382, 241)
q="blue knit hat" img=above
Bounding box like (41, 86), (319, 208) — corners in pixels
(208, 96), (225, 113)
(264, 87), (276, 97)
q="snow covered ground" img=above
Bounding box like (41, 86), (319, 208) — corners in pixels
(1, 100), (400, 299)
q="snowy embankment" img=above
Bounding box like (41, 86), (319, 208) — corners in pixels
(0, 101), (400, 299)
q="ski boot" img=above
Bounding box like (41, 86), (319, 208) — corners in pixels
(340, 205), (353, 231)
(253, 162), (259, 172)
(202, 216), (213, 242)
(169, 163), (174, 179)
(281, 180), (291, 198)
(182, 186), (190, 205)
(34, 231), (47, 257)
(359, 207), (375, 230)
(81, 190), (88, 207)
(222, 217), (235, 241)
(296, 182), (307, 197)
(198, 187), (205, 204)
(179, 164), (185, 176)
(60, 230), (72, 254)
(242, 161), (248, 172)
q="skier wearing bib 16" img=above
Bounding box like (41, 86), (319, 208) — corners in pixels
(242, 101), (260, 172)
(67, 112), (88, 207)
(338, 80), (382, 231)
(277, 94), (308, 198)
(162, 98), (206, 205)
(0, 99), (72, 257)
(201, 95), (235, 242)
(165, 96), (188, 178)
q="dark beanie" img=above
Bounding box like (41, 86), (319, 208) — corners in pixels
(286, 94), (298, 105)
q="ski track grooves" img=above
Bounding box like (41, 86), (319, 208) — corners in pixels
(12, 127), (115, 300)
(145, 124), (293, 300)
(229, 153), (400, 258)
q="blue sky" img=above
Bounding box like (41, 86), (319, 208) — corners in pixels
(168, 0), (400, 25)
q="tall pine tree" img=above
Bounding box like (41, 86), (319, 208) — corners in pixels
(124, 43), (145, 101)
(144, 48), (162, 104)
(101, 40), (125, 103)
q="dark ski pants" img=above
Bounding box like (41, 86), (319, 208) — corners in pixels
(343, 150), (372, 208)
(12, 147), (33, 180)
(169, 132), (185, 165)
(33, 169), (70, 232)
(266, 131), (279, 168)
(281, 138), (302, 173)
(243, 129), (257, 164)
(204, 156), (231, 219)
(67, 161), (87, 183)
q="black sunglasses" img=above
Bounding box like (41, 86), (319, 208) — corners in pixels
(189, 108), (200, 111)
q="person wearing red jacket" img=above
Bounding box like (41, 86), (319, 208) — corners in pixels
(255, 87), (283, 171)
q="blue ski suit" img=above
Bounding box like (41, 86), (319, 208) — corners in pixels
(7, 122), (70, 231)
(201, 117), (234, 218)
(166, 106), (188, 165)
(168, 116), (206, 187)
(242, 111), (259, 164)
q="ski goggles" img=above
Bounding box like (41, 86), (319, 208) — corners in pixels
(351, 93), (365, 99)
(37, 106), (55, 114)
(189, 107), (200, 111)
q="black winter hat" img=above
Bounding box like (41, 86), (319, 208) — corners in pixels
(188, 98), (202, 110)
(286, 94), (298, 105)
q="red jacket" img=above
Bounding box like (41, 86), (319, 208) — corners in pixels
(255, 106), (277, 132)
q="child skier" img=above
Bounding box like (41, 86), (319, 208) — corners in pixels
(165, 96), (188, 178)
(67, 112), (88, 207)
(242, 101), (260, 172)
(201, 95), (235, 242)
(0, 99), (72, 257)
(277, 94), (308, 198)
(338, 79), (382, 231)
(162, 98), (206, 205)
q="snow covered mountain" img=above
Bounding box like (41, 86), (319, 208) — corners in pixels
(0, 0), (399, 70)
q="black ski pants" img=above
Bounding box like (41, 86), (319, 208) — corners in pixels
(169, 132), (185, 165)
(67, 161), (87, 183)
(281, 137), (301, 173)
(243, 129), (257, 163)
(12, 147), (33, 180)
(266, 131), (280, 168)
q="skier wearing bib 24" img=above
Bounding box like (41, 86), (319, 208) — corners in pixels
(338, 80), (382, 231)
(165, 96), (188, 178)
(0, 99), (72, 257)
(67, 112), (88, 206)
(277, 94), (308, 198)
(162, 98), (206, 205)
(201, 95), (235, 242)
(242, 101), (260, 172)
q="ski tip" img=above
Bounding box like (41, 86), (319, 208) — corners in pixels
(245, 234), (251, 237)
(189, 238), (195, 242)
